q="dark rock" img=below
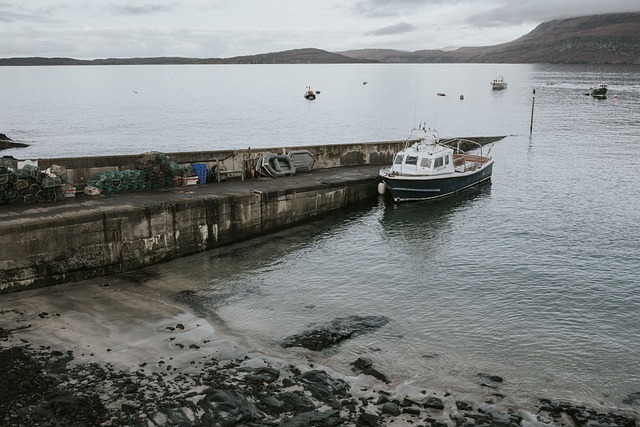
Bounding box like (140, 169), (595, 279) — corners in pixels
(537, 399), (638, 427)
(623, 391), (640, 405)
(282, 377), (295, 387)
(0, 133), (28, 150)
(375, 394), (390, 405)
(353, 357), (373, 370)
(480, 382), (497, 389)
(490, 411), (522, 426)
(298, 370), (350, 404)
(238, 366), (280, 384)
(362, 366), (390, 384)
(456, 400), (472, 411)
(356, 412), (380, 426)
(402, 406), (421, 416)
(402, 397), (419, 407)
(263, 391), (321, 414)
(478, 372), (503, 382)
(424, 396), (444, 410)
(281, 315), (390, 351)
(279, 409), (341, 426)
(121, 402), (137, 413)
(199, 389), (263, 425)
(381, 401), (401, 416)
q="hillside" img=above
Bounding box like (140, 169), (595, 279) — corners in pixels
(0, 13), (638, 66)
(341, 13), (640, 64)
(0, 48), (374, 66)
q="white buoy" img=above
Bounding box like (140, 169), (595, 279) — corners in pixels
(377, 181), (386, 195)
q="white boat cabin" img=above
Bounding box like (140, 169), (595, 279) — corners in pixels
(389, 135), (458, 177)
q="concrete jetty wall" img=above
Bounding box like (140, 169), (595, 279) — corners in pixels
(0, 172), (378, 293)
(1, 139), (405, 292)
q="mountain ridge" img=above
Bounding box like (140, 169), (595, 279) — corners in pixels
(1, 12), (638, 66)
(341, 13), (640, 64)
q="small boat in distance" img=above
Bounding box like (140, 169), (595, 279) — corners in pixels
(590, 83), (608, 97)
(304, 86), (316, 100)
(379, 128), (494, 203)
(491, 76), (507, 90)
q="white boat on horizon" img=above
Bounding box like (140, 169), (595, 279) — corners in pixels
(491, 76), (507, 90)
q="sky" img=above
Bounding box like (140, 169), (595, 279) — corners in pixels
(1, 0), (639, 59)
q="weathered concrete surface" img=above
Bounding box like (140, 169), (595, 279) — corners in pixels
(1, 137), (502, 191)
(3, 141), (406, 190)
(0, 166), (381, 292)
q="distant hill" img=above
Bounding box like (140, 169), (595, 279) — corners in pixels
(341, 13), (640, 64)
(0, 48), (374, 66)
(1, 13), (638, 66)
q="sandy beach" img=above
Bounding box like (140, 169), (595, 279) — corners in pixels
(2, 277), (638, 426)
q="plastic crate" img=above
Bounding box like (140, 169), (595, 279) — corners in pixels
(191, 163), (208, 184)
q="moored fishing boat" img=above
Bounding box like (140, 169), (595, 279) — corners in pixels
(378, 128), (494, 203)
(491, 76), (507, 90)
(304, 86), (316, 100)
(590, 83), (608, 97)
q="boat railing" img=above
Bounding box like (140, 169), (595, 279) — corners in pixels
(444, 138), (491, 172)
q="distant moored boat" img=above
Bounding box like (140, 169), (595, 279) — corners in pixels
(491, 76), (507, 90)
(304, 86), (316, 100)
(590, 83), (608, 97)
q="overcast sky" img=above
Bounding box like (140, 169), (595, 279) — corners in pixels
(2, 0), (639, 59)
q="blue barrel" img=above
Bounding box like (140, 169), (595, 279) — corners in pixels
(191, 163), (208, 184)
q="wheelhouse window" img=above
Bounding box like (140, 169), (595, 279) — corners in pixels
(394, 154), (404, 165)
(405, 156), (418, 165)
(420, 158), (432, 168)
(445, 155), (450, 165)
(434, 157), (444, 168)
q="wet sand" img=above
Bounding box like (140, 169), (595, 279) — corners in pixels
(1, 277), (638, 426)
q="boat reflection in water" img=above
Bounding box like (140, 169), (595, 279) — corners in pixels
(378, 184), (492, 257)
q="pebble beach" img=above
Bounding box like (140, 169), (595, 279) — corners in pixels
(1, 278), (638, 426)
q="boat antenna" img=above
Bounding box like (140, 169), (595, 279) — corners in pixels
(413, 92), (419, 129)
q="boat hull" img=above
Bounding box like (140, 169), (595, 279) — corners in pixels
(381, 162), (493, 202)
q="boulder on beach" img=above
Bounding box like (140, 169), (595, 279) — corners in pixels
(281, 315), (390, 351)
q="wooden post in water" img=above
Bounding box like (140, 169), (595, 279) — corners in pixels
(529, 89), (536, 135)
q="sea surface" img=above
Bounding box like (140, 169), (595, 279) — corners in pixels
(2, 63), (639, 410)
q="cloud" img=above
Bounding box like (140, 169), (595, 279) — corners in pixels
(463, 0), (640, 28)
(351, 0), (435, 18)
(0, 2), (64, 24)
(367, 21), (415, 36)
(108, 3), (175, 16)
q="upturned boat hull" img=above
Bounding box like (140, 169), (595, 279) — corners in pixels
(381, 162), (493, 202)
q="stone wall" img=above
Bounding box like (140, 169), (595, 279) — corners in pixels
(0, 175), (376, 292)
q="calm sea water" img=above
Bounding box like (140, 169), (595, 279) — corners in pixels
(2, 64), (639, 410)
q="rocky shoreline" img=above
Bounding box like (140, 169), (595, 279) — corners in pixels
(1, 282), (638, 426)
(0, 133), (29, 151)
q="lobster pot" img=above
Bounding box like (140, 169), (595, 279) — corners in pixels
(136, 152), (178, 188)
(89, 169), (149, 194)
(21, 164), (40, 179)
(41, 175), (62, 188)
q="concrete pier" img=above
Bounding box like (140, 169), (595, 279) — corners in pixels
(0, 165), (381, 292)
(1, 137), (503, 292)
